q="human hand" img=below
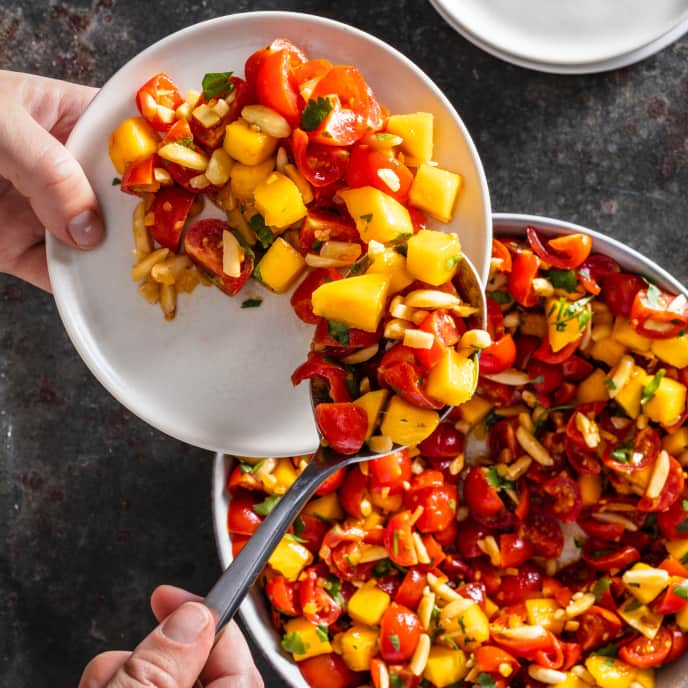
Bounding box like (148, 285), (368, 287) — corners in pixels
(79, 585), (264, 688)
(0, 70), (104, 291)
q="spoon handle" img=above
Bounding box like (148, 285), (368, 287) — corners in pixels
(204, 452), (326, 628)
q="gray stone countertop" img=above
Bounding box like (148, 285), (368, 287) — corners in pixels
(2, 1), (688, 686)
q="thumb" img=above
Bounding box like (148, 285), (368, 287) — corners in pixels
(107, 601), (215, 688)
(1, 103), (104, 249)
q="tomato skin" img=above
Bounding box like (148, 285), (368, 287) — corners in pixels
(265, 575), (300, 616)
(338, 465), (370, 519)
(494, 567), (543, 606)
(292, 128), (351, 187)
(415, 310), (460, 369)
(533, 336), (581, 365)
(135, 72), (183, 131)
(576, 605), (623, 651)
(578, 254), (620, 295)
(316, 467), (346, 496)
(312, 318), (380, 354)
(631, 287), (688, 339)
(291, 353), (352, 403)
(602, 426), (660, 474)
(227, 490), (264, 535)
(527, 358), (563, 394)
(291, 268), (342, 323)
(666, 626), (688, 664)
(298, 208), (359, 255)
(582, 541), (641, 570)
(492, 239), (513, 272)
(405, 483), (457, 533)
(619, 628), (673, 668)
(345, 145), (414, 202)
(637, 455), (685, 512)
(418, 421), (463, 459)
(378, 345), (444, 410)
(601, 272), (646, 318)
(499, 533), (534, 568)
(464, 466), (504, 517)
(370, 450), (412, 494)
(475, 646), (519, 675)
(299, 653), (362, 688)
(256, 48), (304, 127)
(457, 518), (489, 559)
(394, 568), (426, 609)
(561, 355), (594, 381)
(653, 581), (688, 614)
(384, 511), (418, 567)
(149, 186), (195, 251)
(526, 227), (592, 269)
(296, 513), (329, 554)
(523, 508), (564, 559)
(508, 250), (540, 307)
(577, 512), (625, 541)
(542, 473), (583, 523)
(315, 402), (368, 455)
(299, 565), (344, 625)
(121, 155), (158, 194)
(379, 602), (422, 662)
(191, 77), (250, 150)
(480, 334), (517, 375)
(657, 489), (688, 539)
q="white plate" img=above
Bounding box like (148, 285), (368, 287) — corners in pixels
(429, 0), (688, 73)
(47, 11), (491, 458)
(212, 214), (688, 688)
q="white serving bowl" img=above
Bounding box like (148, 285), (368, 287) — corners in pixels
(47, 11), (491, 460)
(212, 213), (688, 687)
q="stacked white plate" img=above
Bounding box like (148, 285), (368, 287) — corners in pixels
(429, 0), (688, 73)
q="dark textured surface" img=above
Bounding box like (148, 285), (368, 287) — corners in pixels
(2, 1), (688, 686)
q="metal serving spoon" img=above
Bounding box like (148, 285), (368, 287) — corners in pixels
(204, 255), (486, 629)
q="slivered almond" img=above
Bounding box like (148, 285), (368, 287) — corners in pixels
(592, 512), (638, 531)
(498, 625), (548, 640)
(608, 355), (635, 398)
(384, 318), (411, 339)
(192, 103), (221, 128)
(157, 142), (209, 171)
(403, 329), (435, 350)
(418, 589), (436, 630)
(358, 545), (389, 563)
(404, 289), (460, 309)
(478, 535), (501, 567)
(565, 593), (595, 618)
(222, 230), (243, 278)
(528, 666), (568, 685)
(623, 567), (669, 587)
(242, 104), (291, 138)
(341, 345), (379, 365)
(532, 277), (554, 297)
(368, 435), (393, 454)
(646, 450), (670, 499)
(516, 426), (554, 466)
(377, 167), (401, 192)
(460, 329), (492, 350)
(575, 412), (601, 449)
(413, 533), (431, 564)
(320, 240), (361, 264)
(409, 634), (431, 676)
(484, 369), (531, 386)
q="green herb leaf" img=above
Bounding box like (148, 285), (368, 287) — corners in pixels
(476, 673), (497, 688)
(486, 466), (515, 491)
(394, 244), (408, 257)
(546, 268), (579, 292)
(551, 295), (594, 332)
(360, 213), (373, 223)
(592, 577), (612, 602)
(202, 71), (234, 100)
(301, 96), (333, 131)
(388, 634), (401, 652)
(311, 239), (323, 252)
(457, 615), (467, 635)
(323, 576), (344, 605)
(284, 533), (307, 543)
(239, 459), (265, 474)
(177, 135), (195, 149)
(249, 214), (275, 249)
(484, 409), (500, 431)
(389, 673), (404, 688)
(445, 254), (461, 271)
(610, 438), (634, 464)
(677, 519), (688, 534)
(488, 290), (512, 305)
(624, 599), (642, 612)
(372, 558), (393, 578)
(252, 264), (263, 283)
(281, 631), (307, 655)
(646, 282), (662, 309)
(641, 369), (665, 406)
(673, 581), (688, 601)
(316, 622), (329, 642)
(431, 604), (441, 625)
(604, 378), (617, 391)
(241, 298), (263, 309)
(293, 516), (305, 537)
(112, 177), (121, 186)
(595, 643), (619, 658)
(253, 494), (281, 516)
(327, 320), (350, 346)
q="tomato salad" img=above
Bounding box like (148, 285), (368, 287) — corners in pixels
(227, 227), (688, 688)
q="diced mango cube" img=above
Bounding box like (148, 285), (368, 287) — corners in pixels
(282, 617), (332, 661)
(622, 563), (670, 604)
(653, 333), (688, 368)
(271, 458), (299, 493)
(268, 537), (312, 581)
(423, 645), (468, 688)
(613, 318), (652, 352)
(634, 668), (655, 688)
(546, 296), (590, 352)
(340, 625), (378, 672)
(109, 116), (159, 174)
(385, 112), (434, 162)
(666, 539), (688, 561)
(590, 336), (627, 367)
(353, 389), (389, 439)
(380, 395), (440, 446)
(553, 673), (597, 688)
(254, 172), (307, 230)
(406, 229), (462, 286)
(580, 474), (602, 506)
(366, 247), (415, 294)
(370, 490), (403, 512)
(617, 599), (663, 639)
(576, 369), (610, 404)
(585, 655), (637, 688)
(663, 427), (688, 456)
(615, 367), (651, 419)
(230, 157), (275, 199)
(224, 118), (278, 165)
(425, 349), (477, 407)
(311, 273), (391, 332)
(409, 163), (462, 223)
(526, 598), (564, 633)
(676, 603), (688, 631)
(255, 237), (306, 293)
(442, 601), (490, 650)
(303, 493), (344, 521)
(339, 186), (414, 243)
(644, 375), (687, 426)
(348, 582), (391, 626)
(459, 395), (493, 427)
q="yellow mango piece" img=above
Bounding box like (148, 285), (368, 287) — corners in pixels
(109, 116), (158, 174)
(339, 186), (414, 243)
(576, 369), (610, 404)
(546, 296), (591, 352)
(425, 349), (477, 407)
(666, 539), (688, 562)
(366, 247), (415, 294)
(223, 118), (278, 165)
(255, 237), (306, 293)
(409, 163), (462, 223)
(303, 493), (344, 521)
(353, 389), (389, 439)
(459, 395), (493, 427)
(580, 474), (602, 506)
(615, 367), (651, 419)
(525, 598), (564, 633)
(622, 563), (670, 604)
(271, 458), (299, 493)
(423, 645), (468, 688)
(644, 375), (687, 426)
(348, 583), (391, 626)
(230, 157), (275, 200)
(268, 537), (313, 581)
(254, 172), (307, 230)
(340, 625), (378, 672)
(311, 273), (391, 332)
(283, 617), (332, 661)
(585, 656), (637, 688)
(450, 602), (490, 650)
(380, 395), (440, 446)
(590, 337), (627, 367)
(663, 427), (688, 456)
(386, 112), (434, 162)
(406, 229), (462, 286)
(676, 603), (688, 631)
(370, 489), (403, 512)
(634, 669), (655, 688)
(652, 333), (688, 368)
(554, 674), (596, 688)
(617, 599), (663, 639)
(613, 317), (652, 352)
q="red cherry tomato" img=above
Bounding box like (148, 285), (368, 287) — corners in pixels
(226, 464), (262, 494)
(226, 490), (263, 535)
(522, 508), (564, 559)
(577, 254), (620, 295)
(457, 518), (489, 559)
(480, 334), (517, 375)
(121, 155), (158, 194)
(577, 512), (625, 542)
(370, 450), (412, 494)
(658, 489), (688, 539)
(135, 72), (183, 131)
(489, 416), (521, 459)
(499, 533), (534, 568)
(298, 208), (360, 255)
(533, 336), (581, 364)
(602, 427), (661, 474)
(291, 353), (352, 403)
(148, 186), (195, 251)
(311, 317), (381, 353)
(619, 628), (673, 668)
(415, 309), (461, 369)
(494, 567), (543, 606)
(527, 358), (564, 393)
(379, 602), (422, 662)
(493, 622), (555, 658)
(345, 144), (414, 202)
(600, 272), (646, 318)
(292, 58), (333, 93)
(295, 513), (329, 554)
(405, 483), (457, 533)
(256, 47), (306, 127)
(292, 128), (351, 187)
(299, 565), (344, 625)
(666, 626), (688, 664)
(653, 581), (688, 615)
(543, 473), (583, 523)
(299, 653), (362, 688)
(631, 287), (688, 339)
(526, 227), (592, 269)
(508, 250), (540, 307)
(576, 605), (623, 651)
(378, 345), (443, 410)
(315, 402), (368, 455)
(637, 455), (684, 512)
(338, 466), (370, 519)
(265, 575), (300, 616)
(582, 541), (641, 570)
(464, 466), (504, 517)
(492, 239), (513, 273)
(184, 219), (253, 296)
(394, 568), (426, 609)
(475, 646), (520, 675)
(561, 355), (594, 381)
(316, 467), (346, 496)
(384, 511), (418, 567)
(418, 422), (464, 459)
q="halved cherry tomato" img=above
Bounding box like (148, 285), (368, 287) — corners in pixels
(576, 605), (623, 651)
(602, 427), (660, 474)
(379, 602), (422, 662)
(657, 488), (688, 539)
(295, 513), (329, 554)
(492, 621), (555, 658)
(316, 467), (346, 496)
(384, 511), (418, 567)
(136, 72), (183, 131)
(414, 309), (461, 369)
(121, 155), (158, 194)
(292, 128), (351, 187)
(464, 466), (504, 517)
(631, 286), (688, 339)
(480, 334), (517, 375)
(345, 144), (413, 202)
(494, 567), (543, 606)
(292, 58), (334, 94)
(256, 47), (306, 127)
(457, 518), (489, 559)
(499, 533), (534, 568)
(417, 421), (463, 461)
(299, 653), (362, 688)
(578, 254), (620, 295)
(338, 466), (370, 519)
(299, 565), (343, 625)
(542, 577), (573, 607)
(291, 353), (352, 403)
(562, 355), (594, 381)
(378, 345), (443, 410)
(600, 272), (646, 318)
(394, 568), (426, 609)
(527, 358), (563, 393)
(148, 187), (194, 251)
(535, 634), (565, 670)
(226, 489), (263, 535)
(508, 250), (540, 307)
(370, 450), (412, 494)
(184, 219), (253, 296)
(492, 239), (513, 273)
(577, 512), (625, 542)
(666, 626), (688, 664)
(653, 580), (688, 615)
(291, 268), (342, 323)
(489, 416), (521, 459)
(582, 541), (641, 570)
(265, 575), (300, 616)
(526, 227), (592, 269)
(637, 455), (684, 512)
(315, 402), (367, 455)
(522, 508), (564, 559)
(297, 208), (360, 255)
(405, 482), (457, 533)
(533, 336), (581, 364)
(619, 627), (672, 667)
(543, 473), (583, 523)
(561, 641), (583, 671)
(231, 535), (248, 557)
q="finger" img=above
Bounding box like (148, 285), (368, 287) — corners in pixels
(79, 651), (130, 688)
(151, 585), (202, 622)
(200, 621), (260, 686)
(10, 242), (50, 292)
(0, 102), (104, 250)
(107, 601), (215, 688)
(204, 671), (264, 688)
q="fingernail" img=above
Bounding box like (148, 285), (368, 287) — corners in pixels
(67, 209), (104, 249)
(161, 602), (211, 644)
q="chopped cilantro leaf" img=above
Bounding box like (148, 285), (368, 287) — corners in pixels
(202, 71), (234, 100)
(360, 213), (373, 223)
(389, 673), (404, 688)
(311, 239), (323, 251)
(595, 643), (619, 657)
(241, 298), (263, 309)
(301, 96), (333, 131)
(677, 519), (688, 534)
(546, 268), (578, 292)
(323, 576), (344, 605)
(610, 438), (633, 463)
(646, 282), (662, 308)
(486, 466), (515, 490)
(445, 254), (461, 271)
(112, 177), (121, 186)
(592, 577), (612, 602)
(284, 533), (307, 543)
(624, 599), (642, 612)
(177, 135), (194, 149)
(239, 459), (265, 474)
(604, 378), (617, 390)
(281, 631), (307, 655)
(431, 604), (441, 625)
(476, 673), (497, 688)
(253, 494), (281, 516)
(394, 244), (408, 257)
(373, 558), (393, 578)
(315, 622), (329, 642)
(488, 290), (512, 304)
(327, 320), (350, 346)
(641, 369), (665, 406)
(457, 615), (467, 635)
(249, 214), (275, 249)
(388, 634), (401, 652)
(673, 581), (688, 601)
(484, 409), (500, 431)
(293, 516), (305, 537)
(551, 295), (593, 332)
